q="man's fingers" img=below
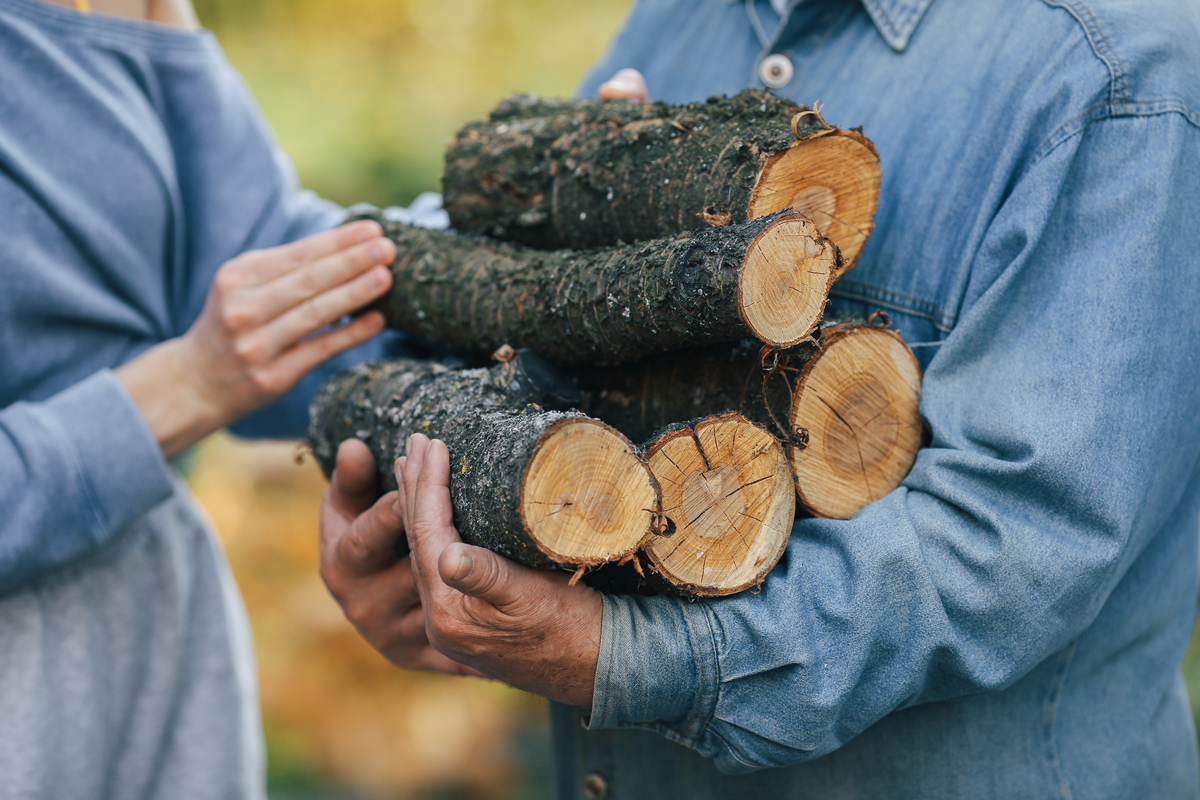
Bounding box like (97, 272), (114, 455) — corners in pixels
(328, 439), (379, 517)
(598, 68), (649, 103)
(333, 489), (405, 576)
(437, 542), (527, 609)
(405, 437), (463, 600)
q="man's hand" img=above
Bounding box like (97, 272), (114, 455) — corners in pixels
(598, 68), (649, 103)
(118, 221), (394, 457)
(399, 434), (603, 709)
(318, 439), (476, 675)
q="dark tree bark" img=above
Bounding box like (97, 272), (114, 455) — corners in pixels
(363, 208), (838, 365)
(443, 89), (881, 269)
(309, 356), (659, 569)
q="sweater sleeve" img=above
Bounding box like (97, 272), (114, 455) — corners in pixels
(0, 371), (175, 595)
(585, 112), (1200, 771)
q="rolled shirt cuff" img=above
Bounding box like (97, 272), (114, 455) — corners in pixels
(35, 369), (175, 542)
(587, 592), (721, 748)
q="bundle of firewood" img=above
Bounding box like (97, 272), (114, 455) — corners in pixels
(309, 89), (923, 599)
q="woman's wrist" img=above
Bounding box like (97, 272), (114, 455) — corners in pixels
(115, 338), (224, 459)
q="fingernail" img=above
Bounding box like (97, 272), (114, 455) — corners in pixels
(350, 220), (380, 240)
(451, 550), (473, 582)
(368, 241), (391, 261)
(368, 265), (391, 287)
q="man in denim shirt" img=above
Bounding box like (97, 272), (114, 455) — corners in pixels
(321, 0), (1200, 797)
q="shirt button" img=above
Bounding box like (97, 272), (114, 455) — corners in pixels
(759, 53), (794, 88)
(583, 770), (609, 800)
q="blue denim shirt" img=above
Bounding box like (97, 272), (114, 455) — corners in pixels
(552, 1), (1200, 797)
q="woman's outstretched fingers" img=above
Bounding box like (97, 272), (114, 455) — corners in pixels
(251, 235), (395, 325)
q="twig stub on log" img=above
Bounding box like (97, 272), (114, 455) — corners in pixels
(443, 89), (880, 269)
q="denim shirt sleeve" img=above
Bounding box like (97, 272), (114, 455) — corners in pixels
(587, 111), (1200, 772)
(0, 371), (175, 596)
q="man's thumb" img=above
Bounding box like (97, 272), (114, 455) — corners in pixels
(438, 542), (520, 605)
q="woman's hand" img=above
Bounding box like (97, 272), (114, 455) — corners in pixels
(117, 220), (395, 457)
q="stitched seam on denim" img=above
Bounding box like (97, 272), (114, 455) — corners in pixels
(677, 601), (705, 745)
(1072, 0), (1129, 112)
(1039, 0), (1127, 115)
(859, 0), (900, 40)
(708, 728), (763, 770)
(592, 596), (617, 728)
(678, 601), (720, 746)
(1032, 100), (1200, 165)
(694, 603), (722, 740)
(1042, 641), (1079, 800)
(831, 281), (957, 331)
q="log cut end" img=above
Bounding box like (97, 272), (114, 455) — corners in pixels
(520, 418), (659, 566)
(790, 324), (923, 519)
(749, 132), (881, 273)
(738, 213), (838, 348)
(643, 413), (794, 596)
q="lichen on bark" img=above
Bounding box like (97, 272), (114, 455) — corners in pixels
(443, 89), (819, 249)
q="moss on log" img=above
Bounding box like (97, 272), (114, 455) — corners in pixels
(443, 89), (880, 269)
(363, 207), (838, 366)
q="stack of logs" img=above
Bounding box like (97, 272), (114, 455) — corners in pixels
(309, 89), (923, 598)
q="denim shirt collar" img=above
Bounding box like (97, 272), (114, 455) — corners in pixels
(742, 0), (934, 53)
(856, 0), (934, 51)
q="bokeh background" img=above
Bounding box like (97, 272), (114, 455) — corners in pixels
(185, 0), (1200, 798)
(187, 0), (632, 797)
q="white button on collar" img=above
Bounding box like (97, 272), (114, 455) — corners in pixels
(759, 53), (794, 88)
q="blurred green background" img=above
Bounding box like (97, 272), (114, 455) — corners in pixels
(195, 0), (632, 209)
(184, 0), (1200, 798)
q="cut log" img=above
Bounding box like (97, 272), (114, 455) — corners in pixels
(443, 89), (880, 270)
(309, 358), (659, 569)
(308, 349), (580, 494)
(362, 207), (838, 366)
(789, 322), (923, 519)
(644, 412), (793, 596)
(584, 412), (794, 599)
(573, 320), (924, 519)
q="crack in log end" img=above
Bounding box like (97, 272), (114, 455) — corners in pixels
(643, 413), (794, 597)
(749, 133), (881, 272)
